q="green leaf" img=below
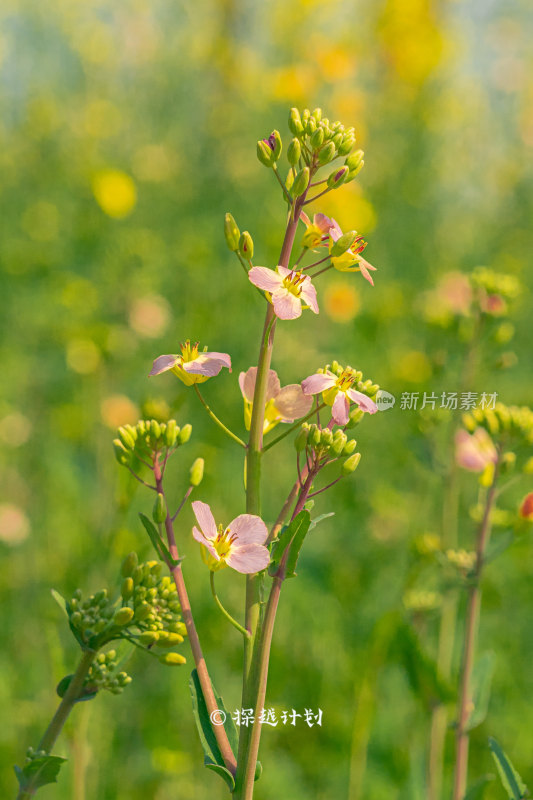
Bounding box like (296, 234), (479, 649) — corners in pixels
(189, 669), (238, 792)
(489, 737), (528, 799)
(308, 512), (335, 531)
(467, 652), (495, 731)
(139, 513), (180, 567)
(268, 510), (311, 579)
(464, 774), (495, 800)
(14, 755), (67, 792)
(56, 674), (98, 703)
(50, 589), (69, 618)
(484, 530), (514, 565)
(395, 623), (455, 710)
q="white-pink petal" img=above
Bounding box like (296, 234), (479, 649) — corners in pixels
(191, 501), (217, 539)
(271, 289), (302, 320)
(274, 384), (313, 422)
(183, 353), (230, 377)
(239, 367), (280, 403)
(249, 267), (283, 293)
(301, 372), (337, 395)
(276, 265), (293, 281)
(347, 388), (378, 414)
(314, 213), (335, 233)
(149, 354), (179, 376)
(300, 278), (319, 314)
(192, 526), (219, 561)
(358, 257), (377, 287)
(228, 514), (268, 545)
(226, 543), (271, 574)
(331, 391), (350, 425)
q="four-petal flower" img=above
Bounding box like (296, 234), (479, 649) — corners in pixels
(239, 367), (312, 434)
(301, 368), (378, 425)
(191, 501), (270, 574)
(149, 340), (231, 386)
(248, 266), (319, 320)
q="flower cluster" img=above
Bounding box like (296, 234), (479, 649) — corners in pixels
(113, 418), (191, 466)
(301, 361), (379, 425)
(191, 501), (270, 574)
(295, 423), (361, 475)
(84, 651), (132, 696)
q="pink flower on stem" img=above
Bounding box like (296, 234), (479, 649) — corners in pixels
(299, 211), (335, 249)
(239, 366), (313, 434)
(149, 340), (231, 386)
(455, 428), (498, 472)
(301, 369), (378, 425)
(191, 501), (270, 574)
(248, 266), (319, 320)
(328, 221), (377, 285)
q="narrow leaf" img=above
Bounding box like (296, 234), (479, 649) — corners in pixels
(50, 590), (69, 618)
(268, 510), (311, 578)
(489, 737), (528, 799)
(139, 513), (180, 567)
(308, 512), (335, 531)
(467, 652), (495, 731)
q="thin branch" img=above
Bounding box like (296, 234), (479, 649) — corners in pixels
(193, 385), (246, 448)
(126, 466), (156, 491)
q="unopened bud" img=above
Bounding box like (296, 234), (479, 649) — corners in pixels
(135, 602), (151, 621)
(179, 424), (192, 444)
(342, 452), (361, 475)
(257, 139), (274, 167)
(292, 166), (310, 198)
(294, 426), (309, 452)
(330, 231), (358, 257)
(113, 439), (131, 466)
(189, 457), (205, 487)
(156, 632), (185, 648)
(165, 419), (179, 447)
(311, 107), (322, 122)
(338, 135), (355, 156)
(270, 129), (282, 160)
(318, 141), (336, 165)
(320, 428), (333, 446)
(327, 166), (349, 189)
(239, 231), (254, 260)
(311, 425), (321, 446)
(153, 493), (167, 524)
(224, 212), (240, 252)
(114, 607), (134, 626)
(121, 552), (138, 578)
(310, 127), (324, 148)
(288, 107), (304, 136)
(139, 631), (159, 646)
(332, 431), (348, 456)
(121, 577), (134, 601)
(118, 426), (136, 450)
(287, 138), (301, 166)
(345, 150), (364, 171)
(342, 439), (357, 456)
(159, 652), (187, 666)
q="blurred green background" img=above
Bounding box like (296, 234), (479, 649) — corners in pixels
(1, 0), (532, 798)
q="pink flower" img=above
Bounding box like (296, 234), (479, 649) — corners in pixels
(149, 340), (231, 386)
(455, 428), (498, 472)
(239, 367), (312, 434)
(301, 368), (378, 425)
(248, 266), (319, 320)
(328, 221), (377, 285)
(191, 501), (270, 574)
(299, 211), (335, 249)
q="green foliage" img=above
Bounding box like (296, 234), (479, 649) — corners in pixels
(489, 737), (529, 799)
(14, 755), (67, 793)
(268, 510), (312, 579)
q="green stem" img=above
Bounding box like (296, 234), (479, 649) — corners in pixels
(452, 459), (500, 800)
(16, 649), (95, 799)
(193, 385), (246, 448)
(235, 193), (308, 800)
(310, 263), (334, 279)
(262, 404), (326, 453)
(272, 166), (292, 203)
(210, 571), (251, 639)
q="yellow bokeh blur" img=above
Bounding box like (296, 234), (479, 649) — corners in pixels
(92, 169), (137, 219)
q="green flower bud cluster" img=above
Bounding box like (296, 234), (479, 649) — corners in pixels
(113, 418), (191, 466)
(470, 267), (521, 304)
(445, 549), (477, 573)
(462, 403), (533, 466)
(68, 588), (116, 646)
(287, 107), (363, 182)
(25, 747), (49, 763)
(318, 361), (380, 427)
(85, 650), (133, 696)
(403, 589), (441, 612)
(296, 422), (360, 473)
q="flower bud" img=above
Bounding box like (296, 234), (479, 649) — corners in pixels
(330, 231), (358, 257)
(257, 139), (274, 167)
(342, 439), (357, 456)
(118, 426), (136, 450)
(159, 652), (187, 666)
(121, 552), (138, 578)
(270, 129), (282, 160)
(153, 493), (167, 524)
(288, 107), (304, 136)
(294, 425), (309, 452)
(150, 419), (161, 442)
(165, 419), (179, 447)
(113, 607), (135, 626)
(113, 439), (131, 466)
(139, 631), (159, 646)
(121, 577), (134, 601)
(311, 425), (321, 446)
(179, 424), (192, 444)
(135, 602), (151, 621)
(320, 428), (333, 446)
(342, 452), (361, 475)
(224, 212), (240, 252)
(311, 107), (322, 122)
(189, 457), (205, 487)
(292, 166), (310, 197)
(239, 231), (254, 260)
(318, 141), (336, 165)
(287, 138), (301, 166)
(301, 108), (310, 126)
(310, 127), (324, 148)
(338, 135), (355, 156)
(332, 431), (348, 456)
(345, 160), (364, 183)
(345, 150), (364, 171)
(305, 116), (316, 135)
(155, 632), (185, 648)
(327, 166), (349, 189)
(346, 408), (364, 429)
